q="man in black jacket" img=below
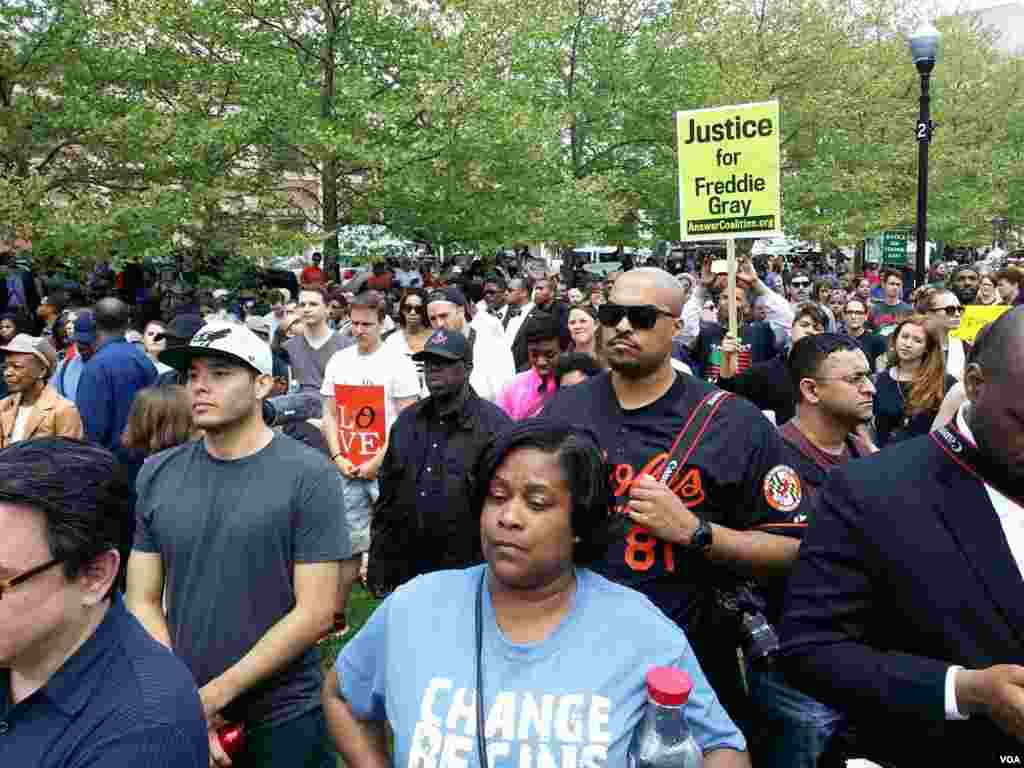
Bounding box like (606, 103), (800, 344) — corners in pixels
(778, 308), (1024, 766)
(367, 328), (511, 595)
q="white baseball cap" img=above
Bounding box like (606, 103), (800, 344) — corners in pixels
(159, 321), (272, 376)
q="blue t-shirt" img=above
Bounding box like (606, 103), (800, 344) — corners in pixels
(336, 566), (745, 768)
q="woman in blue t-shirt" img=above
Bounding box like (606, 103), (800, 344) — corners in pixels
(322, 421), (749, 768)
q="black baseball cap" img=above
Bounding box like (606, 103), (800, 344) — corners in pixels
(156, 313), (205, 343)
(427, 287), (467, 308)
(412, 329), (472, 363)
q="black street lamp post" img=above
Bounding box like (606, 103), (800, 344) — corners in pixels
(910, 24), (941, 288)
(992, 215), (1009, 250)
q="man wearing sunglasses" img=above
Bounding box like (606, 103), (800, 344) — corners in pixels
(478, 276), (508, 319)
(0, 439), (207, 767)
(542, 267), (809, 728)
(788, 274), (813, 304)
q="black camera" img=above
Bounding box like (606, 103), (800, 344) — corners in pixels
(262, 392), (322, 427)
(715, 582), (780, 662)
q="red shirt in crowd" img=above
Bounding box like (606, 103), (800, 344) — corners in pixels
(301, 265), (325, 285)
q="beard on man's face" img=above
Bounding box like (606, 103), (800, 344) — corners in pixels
(606, 338), (666, 380)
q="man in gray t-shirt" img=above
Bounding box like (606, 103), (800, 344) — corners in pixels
(127, 321), (349, 768)
(284, 286), (354, 392)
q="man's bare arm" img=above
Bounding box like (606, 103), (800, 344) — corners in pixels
(704, 747), (752, 768)
(125, 551), (172, 649)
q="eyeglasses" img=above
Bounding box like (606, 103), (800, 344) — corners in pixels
(932, 305), (964, 317)
(0, 558), (63, 600)
(404, 304), (423, 313)
(815, 372), (874, 388)
(597, 302), (675, 330)
(791, 280), (810, 287)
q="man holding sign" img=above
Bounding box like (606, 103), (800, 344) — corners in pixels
(321, 292), (419, 636)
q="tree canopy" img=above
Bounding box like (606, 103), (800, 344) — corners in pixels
(1, 0), (1020, 274)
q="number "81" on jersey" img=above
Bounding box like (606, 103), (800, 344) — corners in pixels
(624, 524), (677, 572)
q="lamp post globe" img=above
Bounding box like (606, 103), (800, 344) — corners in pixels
(910, 24), (941, 68)
(909, 23), (941, 289)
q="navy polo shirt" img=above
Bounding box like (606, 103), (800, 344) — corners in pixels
(0, 594), (208, 767)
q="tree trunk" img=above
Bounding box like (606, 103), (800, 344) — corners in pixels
(321, 0), (340, 279)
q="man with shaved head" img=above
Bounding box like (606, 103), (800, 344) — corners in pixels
(543, 267), (809, 735)
(778, 307), (1024, 765)
(76, 297), (157, 459)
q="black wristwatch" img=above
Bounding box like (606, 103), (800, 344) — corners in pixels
(685, 517), (713, 553)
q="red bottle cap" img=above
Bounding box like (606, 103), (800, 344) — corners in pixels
(645, 666), (693, 706)
(218, 724), (246, 757)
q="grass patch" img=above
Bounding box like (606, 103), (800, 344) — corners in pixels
(319, 584), (382, 670)
(318, 586), (385, 767)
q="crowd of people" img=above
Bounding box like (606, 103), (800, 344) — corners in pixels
(1, 245), (1023, 768)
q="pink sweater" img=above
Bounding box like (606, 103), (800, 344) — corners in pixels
(496, 369), (556, 421)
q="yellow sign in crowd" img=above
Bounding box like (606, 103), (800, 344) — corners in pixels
(952, 305), (1011, 343)
(676, 100), (781, 242)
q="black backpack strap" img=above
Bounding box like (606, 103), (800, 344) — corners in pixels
(657, 389), (733, 487)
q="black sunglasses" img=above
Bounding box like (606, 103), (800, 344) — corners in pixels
(597, 302), (675, 330)
(0, 558), (64, 600)
(933, 305), (964, 317)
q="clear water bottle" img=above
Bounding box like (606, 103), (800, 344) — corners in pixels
(627, 667), (703, 768)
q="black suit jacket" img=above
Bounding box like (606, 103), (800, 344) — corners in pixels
(511, 300), (571, 372)
(778, 433), (1024, 764)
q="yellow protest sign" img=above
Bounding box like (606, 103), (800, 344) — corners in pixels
(951, 305), (1010, 343)
(676, 100), (781, 241)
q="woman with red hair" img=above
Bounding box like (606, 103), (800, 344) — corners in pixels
(872, 315), (956, 446)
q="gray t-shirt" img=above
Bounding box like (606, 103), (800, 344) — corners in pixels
(134, 433), (351, 727)
(284, 332), (354, 393)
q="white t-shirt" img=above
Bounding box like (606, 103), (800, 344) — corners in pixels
(321, 343), (420, 434)
(383, 331), (428, 398)
(11, 406), (31, 443)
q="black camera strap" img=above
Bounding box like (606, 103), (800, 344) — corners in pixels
(475, 569), (488, 768)
(658, 389), (733, 488)
(931, 424), (1024, 508)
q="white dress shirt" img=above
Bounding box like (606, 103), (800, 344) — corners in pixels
(502, 301), (533, 343)
(944, 403), (1024, 719)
